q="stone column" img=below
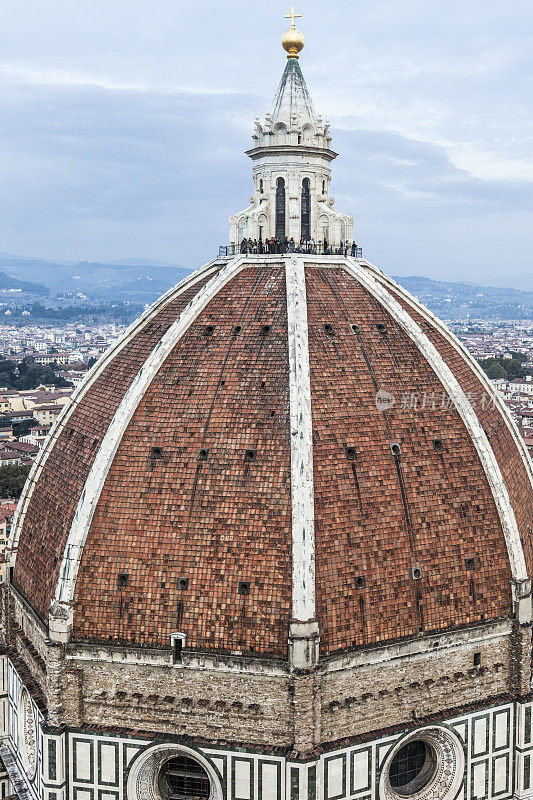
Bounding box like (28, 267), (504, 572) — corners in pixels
(1, 584), (15, 649)
(288, 171), (300, 242)
(269, 176), (278, 238)
(511, 579), (533, 697)
(289, 621), (321, 754)
(291, 670), (321, 754)
(45, 641), (65, 727)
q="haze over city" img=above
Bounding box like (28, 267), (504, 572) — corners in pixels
(1, 0), (532, 288)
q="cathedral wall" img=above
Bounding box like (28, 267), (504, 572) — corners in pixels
(317, 700), (523, 800)
(63, 654), (294, 747)
(4, 651), (531, 800)
(11, 588), (48, 667)
(319, 622), (513, 743)
(3, 587), (48, 705)
(11, 627), (47, 702)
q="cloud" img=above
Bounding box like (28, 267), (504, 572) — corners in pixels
(0, 64), (243, 97)
(0, 79), (254, 265)
(0, 0), (531, 287)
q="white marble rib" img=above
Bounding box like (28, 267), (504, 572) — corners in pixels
(285, 255), (316, 622)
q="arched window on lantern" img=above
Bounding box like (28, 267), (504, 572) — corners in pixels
(258, 214), (268, 242)
(275, 178), (286, 239)
(340, 221), (346, 243)
(301, 178), (311, 240)
(319, 215), (329, 247)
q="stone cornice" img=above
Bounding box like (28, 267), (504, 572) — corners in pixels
(245, 144), (338, 162)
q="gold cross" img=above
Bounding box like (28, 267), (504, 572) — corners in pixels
(284, 5), (302, 27)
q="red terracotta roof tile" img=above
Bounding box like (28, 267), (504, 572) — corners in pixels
(12, 262), (525, 657)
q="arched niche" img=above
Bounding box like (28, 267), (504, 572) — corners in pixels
(302, 124), (314, 144)
(274, 123), (288, 145)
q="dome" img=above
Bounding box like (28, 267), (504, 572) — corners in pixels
(9, 255), (533, 657)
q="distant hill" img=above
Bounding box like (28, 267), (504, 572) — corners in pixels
(109, 258), (181, 268)
(0, 270), (48, 294)
(0, 252), (190, 304)
(0, 252), (531, 317)
(394, 275), (533, 319)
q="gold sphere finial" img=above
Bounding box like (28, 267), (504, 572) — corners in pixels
(282, 5), (304, 59)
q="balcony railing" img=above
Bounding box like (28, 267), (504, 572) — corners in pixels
(219, 243), (363, 258)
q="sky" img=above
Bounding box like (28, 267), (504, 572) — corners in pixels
(0, 0), (532, 288)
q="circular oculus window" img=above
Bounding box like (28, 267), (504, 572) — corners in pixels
(379, 727), (464, 800)
(158, 755), (211, 800)
(389, 740), (437, 796)
(127, 744), (222, 800)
